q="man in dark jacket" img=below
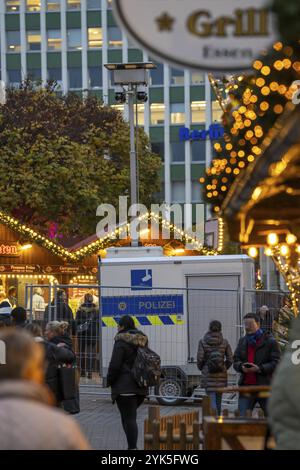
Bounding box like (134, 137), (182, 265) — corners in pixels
(107, 315), (148, 450)
(76, 293), (99, 379)
(233, 313), (280, 416)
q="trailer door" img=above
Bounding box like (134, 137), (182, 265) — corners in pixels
(187, 275), (240, 361)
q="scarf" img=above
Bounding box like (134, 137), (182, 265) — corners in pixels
(246, 328), (264, 346)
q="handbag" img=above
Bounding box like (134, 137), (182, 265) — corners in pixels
(57, 365), (77, 401)
(77, 317), (92, 334)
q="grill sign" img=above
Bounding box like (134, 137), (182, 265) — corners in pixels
(113, 0), (277, 72)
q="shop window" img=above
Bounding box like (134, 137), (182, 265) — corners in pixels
(108, 27), (122, 49)
(191, 101), (206, 123)
(6, 0), (20, 12)
(67, 29), (81, 50)
(67, 0), (81, 9)
(88, 66), (102, 88)
(150, 103), (164, 125)
(69, 67), (82, 89)
(47, 30), (62, 51)
(170, 103), (185, 125)
(26, 0), (41, 12)
(171, 141), (185, 162)
(47, 0), (61, 11)
(6, 31), (21, 53)
(27, 31), (41, 52)
(88, 28), (102, 48)
(191, 72), (204, 85)
(170, 68), (184, 86)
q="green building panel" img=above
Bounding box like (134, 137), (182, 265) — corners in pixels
(88, 51), (102, 67)
(6, 54), (21, 70)
(128, 49), (143, 63)
(190, 86), (205, 102)
(67, 51), (82, 67)
(5, 14), (20, 30)
(191, 164), (206, 179)
(170, 87), (184, 103)
(27, 54), (41, 69)
(107, 49), (122, 64)
(66, 12), (81, 28)
(171, 165), (185, 181)
(107, 10), (117, 27)
(149, 127), (164, 142)
(87, 11), (101, 27)
(108, 89), (117, 105)
(89, 90), (103, 101)
(25, 13), (40, 30)
(47, 52), (62, 68)
(46, 13), (61, 29)
(170, 125), (183, 142)
(149, 88), (164, 104)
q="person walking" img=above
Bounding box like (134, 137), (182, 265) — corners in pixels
(107, 315), (148, 450)
(197, 320), (233, 416)
(44, 290), (76, 335)
(0, 328), (90, 450)
(233, 313), (280, 416)
(76, 293), (99, 379)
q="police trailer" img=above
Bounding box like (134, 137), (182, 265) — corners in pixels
(100, 247), (255, 405)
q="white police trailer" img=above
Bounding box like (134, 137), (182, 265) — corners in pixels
(100, 247), (254, 405)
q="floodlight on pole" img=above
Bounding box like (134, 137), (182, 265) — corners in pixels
(104, 63), (156, 247)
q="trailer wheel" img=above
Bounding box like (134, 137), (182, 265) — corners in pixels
(155, 377), (186, 406)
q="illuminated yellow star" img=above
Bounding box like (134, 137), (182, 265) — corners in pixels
(156, 12), (175, 32)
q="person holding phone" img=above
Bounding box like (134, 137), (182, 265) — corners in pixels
(233, 313), (280, 416)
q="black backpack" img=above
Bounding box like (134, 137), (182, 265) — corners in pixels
(206, 349), (225, 373)
(0, 314), (12, 327)
(131, 345), (162, 388)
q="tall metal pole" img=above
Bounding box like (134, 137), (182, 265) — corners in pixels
(128, 84), (139, 247)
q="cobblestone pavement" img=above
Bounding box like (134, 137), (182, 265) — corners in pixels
(74, 388), (201, 450)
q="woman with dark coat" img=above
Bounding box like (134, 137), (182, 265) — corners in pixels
(76, 293), (99, 379)
(107, 315), (148, 450)
(44, 290), (76, 334)
(197, 320), (233, 416)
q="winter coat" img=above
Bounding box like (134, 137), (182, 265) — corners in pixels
(0, 380), (90, 450)
(268, 314), (300, 449)
(44, 301), (76, 334)
(107, 328), (149, 402)
(197, 331), (233, 391)
(76, 303), (99, 344)
(233, 333), (280, 386)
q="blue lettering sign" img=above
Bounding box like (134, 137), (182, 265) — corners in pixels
(101, 295), (184, 317)
(179, 124), (225, 142)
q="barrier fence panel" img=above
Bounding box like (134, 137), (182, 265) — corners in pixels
(243, 289), (289, 333)
(24, 283), (246, 405)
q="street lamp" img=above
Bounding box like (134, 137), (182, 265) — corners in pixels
(104, 62), (156, 247)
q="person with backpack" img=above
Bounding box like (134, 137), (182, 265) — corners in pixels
(107, 315), (159, 450)
(197, 320), (233, 416)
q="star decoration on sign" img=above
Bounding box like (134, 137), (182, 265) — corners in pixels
(156, 12), (175, 32)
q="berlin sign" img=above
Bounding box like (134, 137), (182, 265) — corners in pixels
(113, 0), (277, 72)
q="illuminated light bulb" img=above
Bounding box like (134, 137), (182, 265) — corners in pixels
(214, 206), (220, 213)
(261, 86), (270, 96)
(221, 186), (227, 192)
(283, 59), (292, 69)
(238, 161), (246, 168)
(293, 62), (300, 72)
(225, 167), (232, 174)
(296, 245), (300, 254)
(273, 42), (283, 51)
(264, 247), (273, 257)
(270, 82), (279, 92)
(256, 77), (265, 87)
(274, 60), (284, 71)
(248, 155), (255, 162)
(286, 234), (297, 245)
(253, 60), (263, 70)
(280, 245), (289, 257)
(261, 66), (271, 76)
(274, 104), (284, 114)
(233, 168), (240, 175)
(278, 85), (287, 95)
(213, 191), (218, 197)
(248, 247), (258, 258)
(199, 177), (205, 183)
(267, 233), (279, 246)
(238, 150), (245, 158)
(226, 144), (233, 151)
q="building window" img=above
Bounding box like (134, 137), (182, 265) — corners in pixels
(150, 103), (164, 125)
(191, 72), (204, 85)
(27, 69), (41, 81)
(171, 142), (185, 162)
(192, 181), (203, 203)
(47, 0), (61, 10)
(47, 30), (62, 51)
(88, 66), (102, 88)
(67, 0), (81, 9)
(69, 67), (82, 89)
(88, 28), (102, 48)
(191, 101), (206, 123)
(7, 69), (21, 87)
(108, 27), (122, 48)
(170, 68), (184, 86)
(6, 31), (21, 53)
(27, 31), (41, 52)
(26, 0), (41, 12)
(172, 181), (185, 203)
(150, 63), (163, 85)
(212, 101), (223, 122)
(67, 29), (82, 50)
(151, 142), (164, 161)
(191, 141), (206, 162)
(6, 1), (20, 12)
(87, 0), (100, 8)
(170, 103), (185, 125)
(48, 68), (62, 88)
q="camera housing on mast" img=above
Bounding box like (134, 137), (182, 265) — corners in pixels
(104, 62), (156, 87)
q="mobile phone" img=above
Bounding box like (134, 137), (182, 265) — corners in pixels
(243, 363), (253, 368)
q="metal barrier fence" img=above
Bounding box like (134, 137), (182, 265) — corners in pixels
(24, 284), (287, 406)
